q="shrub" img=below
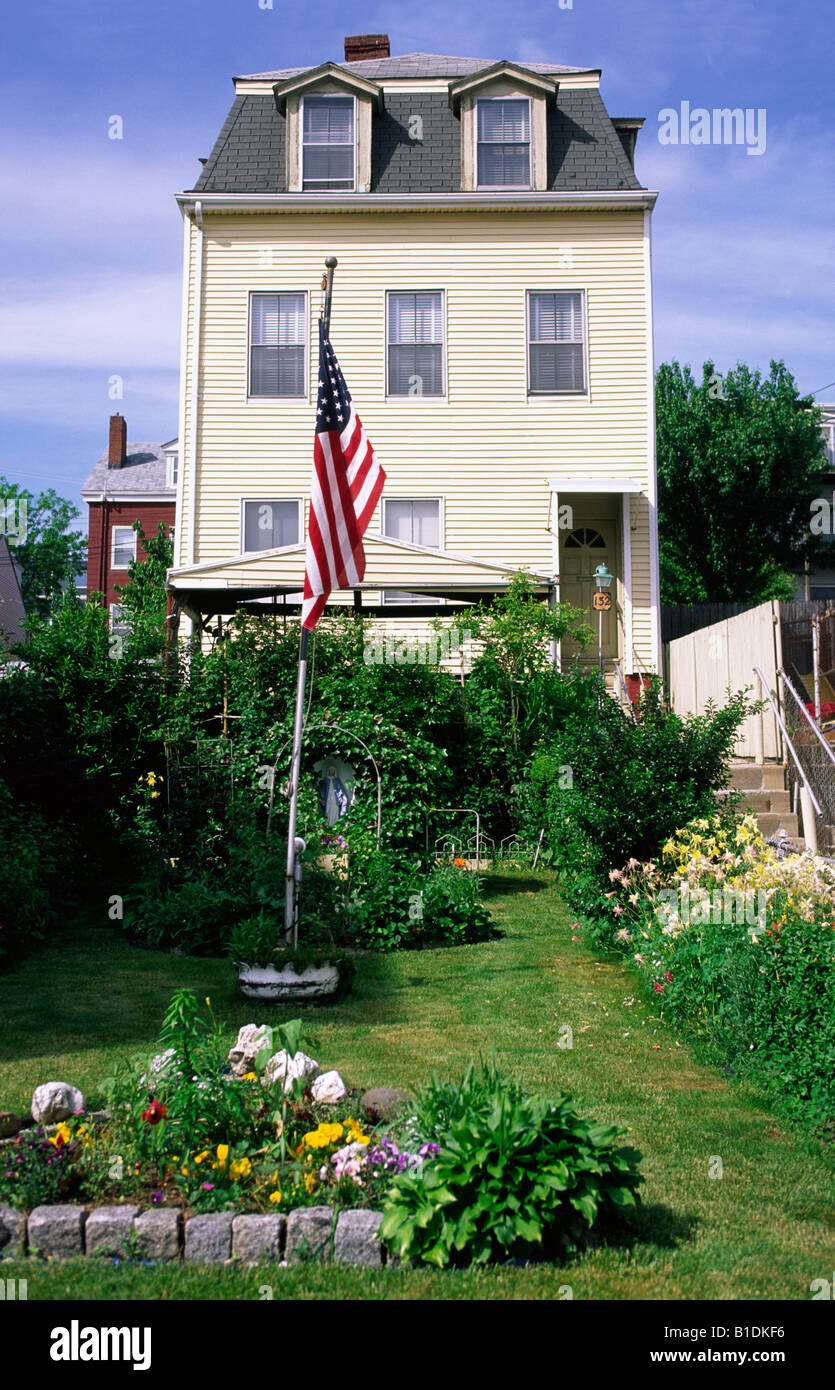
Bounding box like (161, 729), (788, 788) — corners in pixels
(0, 779), (60, 962)
(380, 1062), (642, 1267)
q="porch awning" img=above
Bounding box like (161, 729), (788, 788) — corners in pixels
(166, 533), (555, 615)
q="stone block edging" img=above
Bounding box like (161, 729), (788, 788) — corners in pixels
(0, 1201), (386, 1267)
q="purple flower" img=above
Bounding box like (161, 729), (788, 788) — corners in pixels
(200, 1182), (214, 1191)
(150, 1190), (164, 1206)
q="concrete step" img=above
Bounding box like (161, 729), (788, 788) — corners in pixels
(728, 761), (788, 791)
(717, 788), (792, 814)
(755, 811), (800, 837)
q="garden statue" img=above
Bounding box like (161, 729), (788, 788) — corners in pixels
(313, 755), (356, 825)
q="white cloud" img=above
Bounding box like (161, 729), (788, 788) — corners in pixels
(0, 271), (181, 369)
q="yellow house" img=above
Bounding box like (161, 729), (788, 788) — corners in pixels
(167, 35), (660, 677)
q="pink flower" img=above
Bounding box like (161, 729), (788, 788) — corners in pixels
(653, 982), (665, 994)
(613, 905), (624, 917)
(664, 971), (673, 983)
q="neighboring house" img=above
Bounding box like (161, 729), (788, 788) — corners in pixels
(0, 535), (27, 650)
(166, 35), (660, 676)
(82, 415), (177, 625)
(796, 404), (835, 599)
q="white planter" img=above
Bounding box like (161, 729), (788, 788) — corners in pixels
(237, 962), (341, 1002)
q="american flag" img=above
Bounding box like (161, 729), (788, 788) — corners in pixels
(302, 321), (385, 630)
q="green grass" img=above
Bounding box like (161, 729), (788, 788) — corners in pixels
(2, 873), (834, 1300)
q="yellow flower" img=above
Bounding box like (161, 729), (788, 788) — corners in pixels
(304, 1173), (316, 1194)
(230, 1157), (252, 1182)
(241, 1072), (256, 1082)
(49, 1122), (72, 1147)
(215, 1144), (229, 1169)
(194, 1150), (210, 1165)
(269, 1189), (282, 1205)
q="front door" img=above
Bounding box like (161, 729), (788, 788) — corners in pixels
(559, 522), (619, 662)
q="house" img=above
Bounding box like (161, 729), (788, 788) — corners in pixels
(166, 36), (660, 677)
(82, 415), (178, 627)
(796, 403), (835, 600)
(0, 535), (27, 651)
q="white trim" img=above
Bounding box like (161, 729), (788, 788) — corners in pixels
(548, 476), (643, 493)
(474, 95), (533, 191)
(176, 190), (659, 212)
(621, 492), (633, 668)
(527, 289), (588, 396)
(234, 73), (603, 96)
(82, 493), (175, 504)
(175, 216), (190, 570)
(384, 290), (447, 399)
(644, 206), (661, 673)
(187, 208), (204, 567)
(110, 524), (137, 570)
(247, 289), (309, 400)
(239, 497), (304, 553)
(299, 92), (358, 193)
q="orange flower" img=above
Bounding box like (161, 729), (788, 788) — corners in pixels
(453, 857), (466, 868)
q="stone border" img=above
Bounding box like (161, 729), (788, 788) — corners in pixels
(0, 1202), (385, 1267)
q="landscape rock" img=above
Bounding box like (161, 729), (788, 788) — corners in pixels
(0, 1204), (25, 1260)
(28, 1204), (86, 1258)
(86, 1205), (140, 1258)
(311, 1070), (347, 1104)
(184, 1211), (234, 1263)
(334, 1209), (383, 1266)
(232, 1214), (285, 1264)
(360, 1087), (411, 1123)
(262, 1049), (319, 1093)
(140, 1048), (180, 1091)
(133, 1208), (181, 1261)
(31, 1082), (84, 1124)
(285, 1206), (333, 1264)
(0, 1113), (21, 1138)
(228, 1024), (273, 1078)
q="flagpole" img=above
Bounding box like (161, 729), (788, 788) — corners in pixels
(284, 256), (338, 946)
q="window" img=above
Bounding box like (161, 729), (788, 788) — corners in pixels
(242, 500), (301, 553)
(302, 94), (355, 191)
(476, 98), (531, 188)
(111, 525), (136, 570)
(387, 293), (445, 397)
(382, 498), (441, 604)
(167, 453), (178, 488)
(249, 293), (306, 398)
(527, 291), (587, 394)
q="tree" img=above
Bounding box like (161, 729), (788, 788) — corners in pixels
(114, 521), (174, 658)
(0, 479), (87, 619)
(655, 360), (826, 603)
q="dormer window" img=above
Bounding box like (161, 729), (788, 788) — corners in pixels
(301, 94), (356, 191)
(476, 98), (531, 188)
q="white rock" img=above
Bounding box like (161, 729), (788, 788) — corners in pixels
(262, 1049), (319, 1094)
(139, 1048), (180, 1091)
(227, 1024), (273, 1078)
(311, 1070), (347, 1104)
(31, 1082), (84, 1124)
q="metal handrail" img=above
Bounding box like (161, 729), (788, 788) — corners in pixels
(752, 666), (822, 817)
(778, 668), (835, 768)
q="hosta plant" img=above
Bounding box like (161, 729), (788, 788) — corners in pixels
(380, 1062), (642, 1267)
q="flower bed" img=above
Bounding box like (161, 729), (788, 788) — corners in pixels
(583, 814), (835, 1128)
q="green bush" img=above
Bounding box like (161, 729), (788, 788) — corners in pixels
(380, 1062), (642, 1267)
(519, 681), (751, 896)
(0, 779), (59, 962)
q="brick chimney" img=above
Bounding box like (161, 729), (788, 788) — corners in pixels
(344, 34), (389, 63)
(108, 413), (127, 469)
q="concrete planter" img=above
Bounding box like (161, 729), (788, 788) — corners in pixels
(237, 961), (342, 1002)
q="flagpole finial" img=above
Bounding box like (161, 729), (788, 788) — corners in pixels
(324, 255), (338, 268)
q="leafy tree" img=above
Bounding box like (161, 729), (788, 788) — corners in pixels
(0, 478), (87, 618)
(655, 360), (826, 603)
(114, 521), (174, 658)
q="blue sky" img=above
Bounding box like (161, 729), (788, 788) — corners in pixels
(1, 0), (833, 530)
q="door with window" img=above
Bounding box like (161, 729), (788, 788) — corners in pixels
(559, 523), (618, 661)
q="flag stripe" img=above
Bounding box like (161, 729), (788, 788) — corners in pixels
(302, 321), (384, 629)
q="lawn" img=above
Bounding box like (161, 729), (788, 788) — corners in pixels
(2, 871), (834, 1300)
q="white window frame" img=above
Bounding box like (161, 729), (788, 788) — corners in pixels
(475, 96), (533, 191)
(526, 289), (589, 396)
(247, 291), (309, 401)
(166, 453), (178, 489)
(385, 291), (447, 400)
(111, 525), (137, 570)
(240, 498), (303, 554)
(380, 497), (444, 606)
(299, 93), (358, 193)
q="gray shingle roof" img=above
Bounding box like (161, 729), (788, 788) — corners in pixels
(81, 443), (176, 499)
(191, 86), (643, 195)
(238, 52), (590, 80)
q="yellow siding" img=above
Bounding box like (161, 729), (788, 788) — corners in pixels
(177, 207), (656, 668)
